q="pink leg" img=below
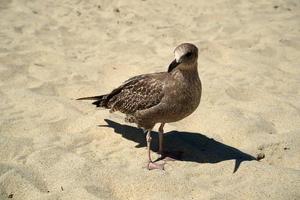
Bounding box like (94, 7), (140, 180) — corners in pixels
(158, 123), (165, 155)
(146, 130), (164, 170)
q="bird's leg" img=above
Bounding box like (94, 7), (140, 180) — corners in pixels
(146, 130), (152, 161)
(158, 123), (165, 156)
(146, 130), (164, 170)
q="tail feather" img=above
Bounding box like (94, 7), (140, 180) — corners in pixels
(77, 95), (108, 107)
(76, 95), (105, 100)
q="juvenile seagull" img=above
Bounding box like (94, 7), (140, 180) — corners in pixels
(77, 43), (202, 170)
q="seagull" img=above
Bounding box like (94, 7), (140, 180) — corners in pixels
(77, 43), (202, 170)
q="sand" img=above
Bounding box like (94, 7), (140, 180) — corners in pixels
(0, 0), (300, 199)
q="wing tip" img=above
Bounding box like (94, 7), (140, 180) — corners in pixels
(76, 95), (105, 101)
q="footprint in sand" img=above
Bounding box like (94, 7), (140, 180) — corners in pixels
(0, 163), (48, 194)
(225, 86), (253, 101)
(30, 83), (58, 96)
(85, 185), (114, 200)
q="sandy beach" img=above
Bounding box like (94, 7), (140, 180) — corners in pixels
(0, 0), (300, 199)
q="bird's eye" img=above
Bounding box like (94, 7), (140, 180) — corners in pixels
(185, 52), (192, 57)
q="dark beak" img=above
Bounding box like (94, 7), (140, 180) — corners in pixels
(168, 59), (180, 72)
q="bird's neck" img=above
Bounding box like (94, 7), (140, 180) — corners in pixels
(171, 62), (199, 80)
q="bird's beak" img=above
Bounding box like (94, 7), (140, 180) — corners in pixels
(168, 59), (181, 72)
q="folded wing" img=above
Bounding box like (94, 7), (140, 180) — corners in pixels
(77, 74), (165, 114)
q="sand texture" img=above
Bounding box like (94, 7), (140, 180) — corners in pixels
(0, 0), (300, 199)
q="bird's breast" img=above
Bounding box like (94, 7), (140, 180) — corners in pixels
(161, 74), (201, 122)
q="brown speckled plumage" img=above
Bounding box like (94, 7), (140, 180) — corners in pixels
(108, 75), (164, 114)
(77, 43), (202, 170)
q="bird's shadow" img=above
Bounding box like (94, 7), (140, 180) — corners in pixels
(99, 119), (257, 172)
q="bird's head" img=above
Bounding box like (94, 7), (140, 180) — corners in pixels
(168, 43), (198, 72)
